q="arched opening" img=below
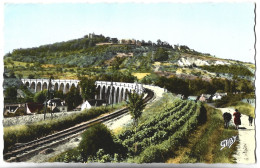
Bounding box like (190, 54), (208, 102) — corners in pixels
(65, 83), (70, 93)
(54, 83), (59, 91)
(112, 87), (116, 104)
(96, 85), (101, 100)
(115, 87), (120, 104)
(25, 82), (29, 87)
(101, 86), (106, 100)
(125, 89), (129, 101)
(42, 82), (48, 90)
(36, 82), (42, 92)
(30, 82), (36, 92)
(120, 88), (124, 102)
(76, 84), (80, 92)
(59, 83), (64, 92)
(106, 86), (111, 104)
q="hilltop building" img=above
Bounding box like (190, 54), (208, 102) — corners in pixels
(119, 39), (136, 45)
(89, 33), (104, 39)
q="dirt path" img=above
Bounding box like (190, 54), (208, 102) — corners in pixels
(217, 107), (256, 164)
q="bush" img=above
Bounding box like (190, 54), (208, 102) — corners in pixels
(4, 107), (110, 152)
(79, 124), (115, 159)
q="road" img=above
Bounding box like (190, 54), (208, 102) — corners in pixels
(217, 107), (256, 164)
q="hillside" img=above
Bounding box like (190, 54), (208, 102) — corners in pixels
(4, 33), (255, 82)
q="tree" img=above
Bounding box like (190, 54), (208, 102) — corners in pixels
(65, 85), (82, 111)
(79, 77), (96, 101)
(127, 91), (145, 153)
(17, 73), (23, 79)
(157, 39), (162, 46)
(4, 87), (17, 101)
(54, 90), (64, 100)
(28, 74), (35, 79)
(9, 71), (16, 78)
(34, 90), (47, 103)
(154, 48), (169, 61)
(79, 124), (115, 160)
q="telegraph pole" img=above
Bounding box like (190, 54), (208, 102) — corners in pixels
(111, 79), (114, 108)
(44, 77), (53, 120)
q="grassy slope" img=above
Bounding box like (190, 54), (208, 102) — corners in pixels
(167, 104), (238, 163)
(232, 102), (255, 118)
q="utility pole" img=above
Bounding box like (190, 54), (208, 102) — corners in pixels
(44, 77), (53, 120)
(111, 79), (114, 108)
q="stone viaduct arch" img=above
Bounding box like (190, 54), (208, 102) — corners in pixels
(21, 79), (80, 94)
(21, 79), (144, 105)
(95, 81), (144, 104)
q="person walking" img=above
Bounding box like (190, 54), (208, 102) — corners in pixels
(233, 109), (241, 129)
(248, 115), (253, 126)
(223, 112), (232, 129)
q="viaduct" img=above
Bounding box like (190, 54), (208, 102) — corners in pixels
(21, 79), (144, 104)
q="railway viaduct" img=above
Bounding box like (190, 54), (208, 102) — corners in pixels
(21, 79), (144, 104)
(21, 79), (80, 94)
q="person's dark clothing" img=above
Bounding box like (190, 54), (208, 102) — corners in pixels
(233, 111), (241, 125)
(249, 116), (253, 126)
(223, 112), (232, 128)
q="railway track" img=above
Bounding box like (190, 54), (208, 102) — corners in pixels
(4, 89), (154, 162)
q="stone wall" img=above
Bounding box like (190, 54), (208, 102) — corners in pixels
(3, 111), (81, 127)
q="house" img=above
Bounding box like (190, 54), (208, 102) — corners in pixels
(4, 104), (26, 115)
(89, 33), (104, 39)
(46, 98), (67, 112)
(110, 38), (118, 44)
(26, 102), (44, 114)
(212, 93), (227, 101)
(119, 39), (136, 45)
(187, 96), (198, 101)
(81, 99), (106, 111)
(199, 94), (212, 102)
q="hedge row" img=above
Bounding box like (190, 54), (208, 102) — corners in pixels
(4, 107), (111, 152)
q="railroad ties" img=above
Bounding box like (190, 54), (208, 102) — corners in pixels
(4, 89), (154, 162)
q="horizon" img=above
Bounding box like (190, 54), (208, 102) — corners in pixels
(5, 31), (255, 64)
(3, 3), (255, 63)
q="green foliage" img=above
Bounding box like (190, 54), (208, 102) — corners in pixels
(140, 73), (159, 84)
(215, 93), (245, 107)
(155, 76), (190, 96)
(98, 71), (137, 83)
(79, 124), (115, 159)
(133, 101), (203, 163)
(200, 65), (254, 77)
(117, 99), (204, 161)
(28, 74), (35, 79)
(179, 105), (238, 163)
(154, 47), (169, 61)
(65, 85), (82, 110)
(4, 87), (17, 100)
(79, 77), (96, 101)
(4, 106), (110, 153)
(111, 57), (126, 70)
(54, 90), (64, 99)
(155, 76), (254, 96)
(33, 90), (47, 103)
(127, 92), (145, 126)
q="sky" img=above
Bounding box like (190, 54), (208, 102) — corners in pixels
(3, 2), (255, 63)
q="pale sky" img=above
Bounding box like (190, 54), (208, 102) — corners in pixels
(3, 2), (255, 63)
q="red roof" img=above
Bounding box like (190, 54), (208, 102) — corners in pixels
(27, 102), (44, 113)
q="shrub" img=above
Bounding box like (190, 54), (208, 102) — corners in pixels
(79, 124), (115, 160)
(4, 106), (110, 152)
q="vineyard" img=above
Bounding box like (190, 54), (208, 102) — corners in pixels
(117, 99), (205, 163)
(49, 97), (206, 163)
